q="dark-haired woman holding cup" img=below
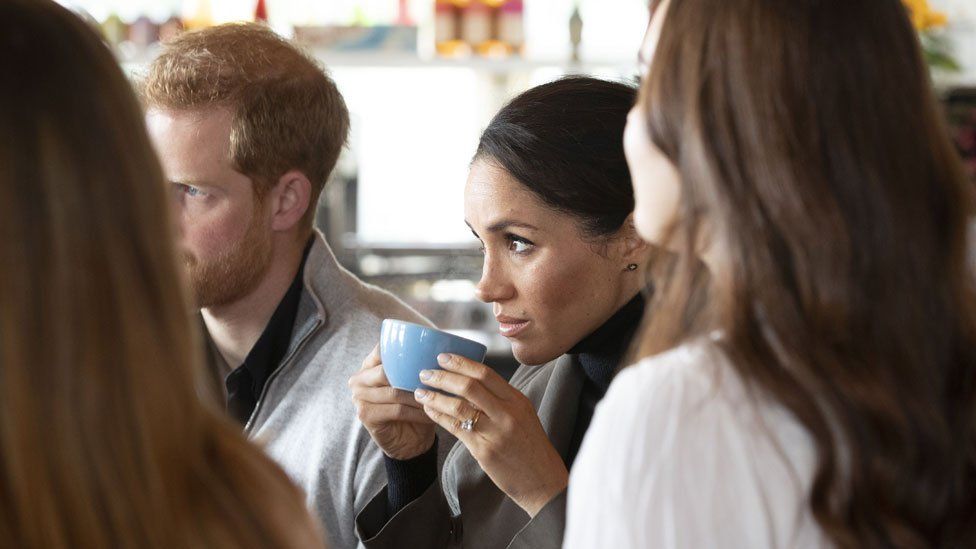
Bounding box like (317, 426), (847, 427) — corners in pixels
(349, 76), (648, 548)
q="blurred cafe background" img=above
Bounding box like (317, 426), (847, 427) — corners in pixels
(58, 0), (976, 374)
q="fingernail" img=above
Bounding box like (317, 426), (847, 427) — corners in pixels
(415, 388), (429, 400)
(419, 370), (432, 380)
(437, 354), (450, 365)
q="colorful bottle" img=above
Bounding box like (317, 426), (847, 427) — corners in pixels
(461, 0), (492, 55)
(254, 0), (268, 22)
(182, 0), (213, 31)
(159, 15), (184, 43)
(569, 2), (582, 63)
(101, 12), (127, 48)
(128, 15), (159, 50)
(497, 0), (523, 56)
(435, 0), (469, 57)
(396, 0), (412, 25)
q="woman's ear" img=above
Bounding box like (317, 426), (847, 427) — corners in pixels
(618, 214), (649, 266)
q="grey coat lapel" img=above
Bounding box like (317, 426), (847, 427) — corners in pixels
(533, 354), (586, 464)
(441, 354), (587, 548)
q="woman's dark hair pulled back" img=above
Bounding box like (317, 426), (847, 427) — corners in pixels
(474, 76), (637, 238)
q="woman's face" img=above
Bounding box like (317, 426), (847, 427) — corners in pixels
(464, 159), (638, 365)
(626, 0), (682, 245)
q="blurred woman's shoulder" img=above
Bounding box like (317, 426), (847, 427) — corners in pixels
(604, 334), (810, 447)
(613, 334), (731, 406)
(569, 335), (824, 548)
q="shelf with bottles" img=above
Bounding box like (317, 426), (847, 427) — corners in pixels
(119, 49), (636, 77)
(309, 52), (636, 75)
(71, 0), (633, 77)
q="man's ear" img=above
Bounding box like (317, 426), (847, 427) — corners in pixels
(269, 170), (312, 232)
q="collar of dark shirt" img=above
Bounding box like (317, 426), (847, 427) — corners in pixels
(224, 236), (315, 424)
(568, 292), (646, 394)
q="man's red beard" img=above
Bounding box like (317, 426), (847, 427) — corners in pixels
(183, 213), (273, 309)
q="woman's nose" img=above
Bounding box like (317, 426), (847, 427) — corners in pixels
(474, 254), (515, 304)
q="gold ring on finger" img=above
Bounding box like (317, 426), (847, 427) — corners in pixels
(460, 409), (482, 432)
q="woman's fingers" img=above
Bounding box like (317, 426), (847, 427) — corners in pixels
(421, 402), (486, 444)
(355, 401), (432, 425)
(415, 388), (484, 434)
(361, 344), (382, 370)
(435, 353), (512, 399)
(422, 404), (467, 440)
(418, 368), (504, 418)
(352, 384), (424, 408)
(348, 362), (390, 389)
(349, 345), (389, 390)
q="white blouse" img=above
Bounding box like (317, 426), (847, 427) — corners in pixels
(564, 338), (829, 548)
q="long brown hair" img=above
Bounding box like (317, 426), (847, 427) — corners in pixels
(0, 1), (323, 547)
(635, 0), (976, 546)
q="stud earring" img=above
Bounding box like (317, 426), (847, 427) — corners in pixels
(626, 263), (638, 271)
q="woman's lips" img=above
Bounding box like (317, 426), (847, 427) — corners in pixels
(496, 316), (530, 337)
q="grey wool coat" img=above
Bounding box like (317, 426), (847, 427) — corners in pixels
(356, 353), (588, 549)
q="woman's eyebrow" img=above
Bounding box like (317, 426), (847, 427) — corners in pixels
(487, 220), (539, 233)
(465, 219), (539, 234)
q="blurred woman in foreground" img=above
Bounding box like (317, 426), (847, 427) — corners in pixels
(0, 1), (323, 547)
(567, 0), (976, 547)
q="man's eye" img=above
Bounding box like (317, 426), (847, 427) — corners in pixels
(177, 183), (205, 197)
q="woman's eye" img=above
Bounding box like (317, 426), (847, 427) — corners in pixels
(507, 236), (534, 255)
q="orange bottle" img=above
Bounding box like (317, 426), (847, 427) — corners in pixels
(182, 0), (213, 31)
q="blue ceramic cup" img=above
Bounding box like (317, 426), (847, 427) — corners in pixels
(380, 319), (488, 392)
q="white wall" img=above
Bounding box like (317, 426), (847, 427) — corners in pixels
(932, 0), (976, 82)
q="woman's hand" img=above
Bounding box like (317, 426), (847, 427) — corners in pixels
(349, 345), (437, 460)
(415, 353), (569, 517)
